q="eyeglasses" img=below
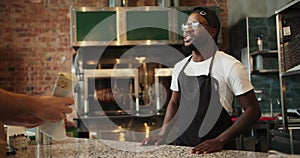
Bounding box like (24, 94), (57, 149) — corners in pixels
(181, 21), (210, 32)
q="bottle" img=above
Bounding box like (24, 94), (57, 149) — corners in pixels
(255, 55), (263, 70)
(257, 35), (263, 52)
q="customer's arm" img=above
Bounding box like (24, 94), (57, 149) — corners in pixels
(0, 88), (73, 124)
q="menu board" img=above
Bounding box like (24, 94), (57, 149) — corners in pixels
(126, 10), (169, 40)
(72, 7), (220, 45)
(76, 11), (117, 41)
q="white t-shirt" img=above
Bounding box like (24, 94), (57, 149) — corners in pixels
(170, 51), (253, 114)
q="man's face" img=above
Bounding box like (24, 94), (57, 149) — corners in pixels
(182, 13), (217, 55)
(183, 13), (212, 47)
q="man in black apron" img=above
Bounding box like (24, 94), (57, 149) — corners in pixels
(175, 55), (236, 149)
(141, 7), (261, 154)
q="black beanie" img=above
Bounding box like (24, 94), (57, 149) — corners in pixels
(192, 7), (220, 42)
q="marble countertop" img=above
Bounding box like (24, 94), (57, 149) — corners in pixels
(8, 138), (270, 158)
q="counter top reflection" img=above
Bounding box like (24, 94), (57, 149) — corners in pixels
(8, 138), (270, 158)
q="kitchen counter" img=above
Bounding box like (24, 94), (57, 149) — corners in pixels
(8, 138), (270, 158)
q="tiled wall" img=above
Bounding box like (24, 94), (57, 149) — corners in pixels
(231, 16), (277, 115)
(229, 16), (277, 59)
(284, 75), (300, 110)
(248, 16), (279, 115)
(251, 73), (281, 115)
(247, 16), (277, 52)
(232, 73), (282, 116)
(231, 16), (300, 116)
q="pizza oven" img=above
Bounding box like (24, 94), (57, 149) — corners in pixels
(72, 45), (183, 140)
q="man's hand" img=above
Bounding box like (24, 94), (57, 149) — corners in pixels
(140, 135), (165, 146)
(190, 138), (224, 154)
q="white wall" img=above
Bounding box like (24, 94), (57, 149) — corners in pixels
(228, 0), (293, 27)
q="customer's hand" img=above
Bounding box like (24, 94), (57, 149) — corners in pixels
(3, 116), (44, 128)
(140, 135), (165, 146)
(34, 96), (74, 122)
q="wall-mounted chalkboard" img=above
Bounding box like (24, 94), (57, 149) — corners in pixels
(71, 7), (220, 46)
(76, 11), (116, 41)
(126, 10), (169, 40)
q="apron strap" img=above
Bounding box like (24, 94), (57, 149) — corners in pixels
(177, 56), (193, 94)
(208, 54), (215, 77)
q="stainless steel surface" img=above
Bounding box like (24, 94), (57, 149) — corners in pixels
(276, 0), (300, 133)
(255, 69), (279, 73)
(157, 0), (171, 7)
(83, 69), (139, 114)
(70, 7), (118, 47)
(251, 50), (279, 72)
(154, 68), (173, 112)
(276, 12), (288, 132)
(281, 68), (300, 76)
(154, 68), (173, 77)
(71, 45), (181, 132)
(109, 0), (122, 7)
(84, 69), (138, 78)
(72, 53), (86, 116)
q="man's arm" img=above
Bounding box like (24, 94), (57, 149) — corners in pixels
(217, 89), (261, 143)
(158, 91), (180, 136)
(141, 91), (180, 145)
(191, 89), (261, 154)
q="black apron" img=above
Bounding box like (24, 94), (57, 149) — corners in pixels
(175, 56), (236, 149)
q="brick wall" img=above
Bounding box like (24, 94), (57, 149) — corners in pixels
(0, 0), (228, 95)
